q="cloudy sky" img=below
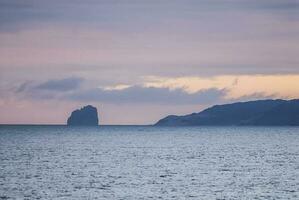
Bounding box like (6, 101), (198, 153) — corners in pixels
(0, 0), (298, 124)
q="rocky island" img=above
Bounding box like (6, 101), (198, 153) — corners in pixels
(67, 105), (99, 126)
(155, 99), (299, 126)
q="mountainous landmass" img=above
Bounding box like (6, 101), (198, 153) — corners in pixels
(67, 105), (99, 126)
(155, 99), (299, 126)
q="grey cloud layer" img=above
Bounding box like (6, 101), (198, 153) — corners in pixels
(16, 77), (226, 105)
(69, 87), (226, 105)
(15, 77), (278, 106)
(14, 77), (84, 100)
(34, 77), (83, 92)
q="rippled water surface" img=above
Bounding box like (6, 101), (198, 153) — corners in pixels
(0, 125), (299, 199)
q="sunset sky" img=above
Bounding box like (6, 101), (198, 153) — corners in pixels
(0, 0), (298, 124)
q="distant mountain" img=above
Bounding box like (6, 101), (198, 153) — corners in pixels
(67, 105), (99, 126)
(155, 99), (299, 126)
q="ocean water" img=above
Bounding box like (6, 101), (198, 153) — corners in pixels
(0, 126), (298, 200)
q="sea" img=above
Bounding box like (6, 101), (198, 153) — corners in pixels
(0, 125), (298, 200)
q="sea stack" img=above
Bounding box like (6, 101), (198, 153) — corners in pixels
(67, 105), (99, 126)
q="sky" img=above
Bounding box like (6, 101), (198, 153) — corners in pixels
(0, 0), (299, 125)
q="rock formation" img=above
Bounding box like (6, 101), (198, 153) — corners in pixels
(67, 105), (99, 126)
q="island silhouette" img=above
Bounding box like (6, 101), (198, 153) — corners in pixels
(67, 99), (299, 126)
(67, 105), (99, 126)
(155, 99), (299, 126)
